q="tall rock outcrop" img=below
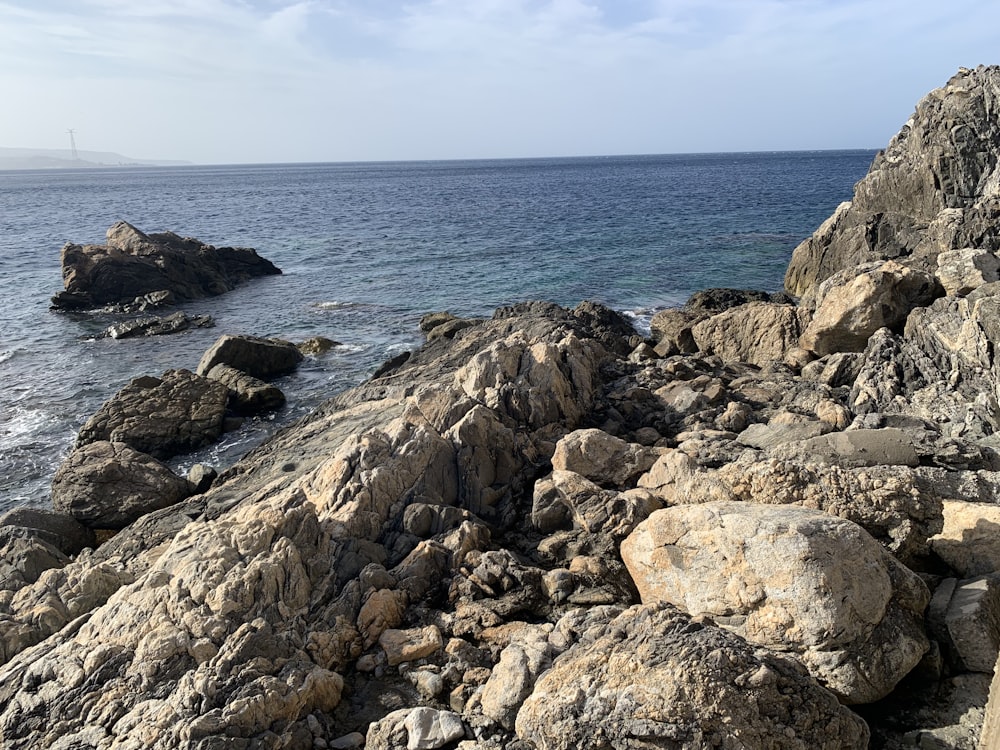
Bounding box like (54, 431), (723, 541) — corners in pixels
(785, 66), (1000, 300)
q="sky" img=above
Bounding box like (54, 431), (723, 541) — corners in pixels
(0, 0), (998, 165)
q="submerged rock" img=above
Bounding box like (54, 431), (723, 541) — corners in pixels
(103, 311), (215, 339)
(51, 220), (281, 310)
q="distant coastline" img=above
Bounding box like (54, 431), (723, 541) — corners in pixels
(0, 146), (191, 170)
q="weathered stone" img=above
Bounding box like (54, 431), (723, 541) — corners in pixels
(691, 302), (810, 366)
(932, 501), (1000, 577)
(379, 625), (443, 666)
(736, 419), (831, 449)
(686, 287), (793, 314)
(621, 502), (929, 703)
(0, 528), (71, 591)
(298, 336), (340, 355)
(185, 463), (218, 494)
(649, 308), (703, 355)
(104, 311), (215, 339)
(196, 334), (304, 379)
(770, 427), (920, 468)
(75, 369), (229, 459)
(479, 626), (553, 730)
(785, 67), (1000, 299)
(51, 220), (280, 309)
(550, 428), (660, 488)
(982, 651), (1000, 749)
(51, 441), (193, 528)
(206, 363), (286, 413)
(515, 603), (870, 749)
(800, 260), (942, 355)
(937, 247), (1000, 296)
(0, 506), (96, 556)
(942, 575), (1000, 673)
(402, 708), (465, 750)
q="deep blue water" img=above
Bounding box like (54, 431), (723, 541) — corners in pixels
(0, 151), (874, 512)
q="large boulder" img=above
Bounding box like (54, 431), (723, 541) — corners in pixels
(621, 502), (930, 703)
(51, 441), (194, 528)
(196, 334), (304, 380)
(205, 363), (286, 414)
(75, 369), (229, 459)
(0, 506), (96, 556)
(691, 301), (811, 366)
(515, 603), (870, 749)
(785, 66), (1000, 299)
(51, 221), (281, 309)
(799, 260), (942, 355)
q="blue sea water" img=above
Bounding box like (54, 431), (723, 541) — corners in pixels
(0, 151), (875, 512)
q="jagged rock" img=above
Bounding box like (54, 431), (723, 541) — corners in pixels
(0, 506), (96, 556)
(0, 528), (70, 591)
(799, 260), (942, 355)
(621, 502), (930, 703)
(686, 287), (794, 314)
(932, 501), (1000, 577)
(800, 351), (864, 387)
(515, 603), (870, 749)
(691, 302), (811, 366)
(298, 336), (340, 355)
(937, 575), (1000, 673)
(104, 311), (214, 339)
(186, 463), (218, 494)
(477, 625), (554, 730)
(785, 66), (1000, 299)
(196, 333), (304, 379)
(51, 441), (194, 528)
(649, 308), (703, 356)
(51, 220), (281, 309)
(206, 363), (286, 413)
(937, 247), (1000, 296)
(550, 428), (660, 488)
(379, 625), (444, 666)
(75, 369), (229, 459)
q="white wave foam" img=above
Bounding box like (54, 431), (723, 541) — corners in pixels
(0, 407), (61, 450)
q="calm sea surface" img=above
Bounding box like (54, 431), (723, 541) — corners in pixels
(0, 151), (875, 512)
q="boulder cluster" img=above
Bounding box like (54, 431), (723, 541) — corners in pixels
(5, 66), (1000, 748)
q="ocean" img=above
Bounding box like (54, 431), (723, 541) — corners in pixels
(0, 151), (875, 513)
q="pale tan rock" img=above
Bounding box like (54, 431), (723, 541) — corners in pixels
(937, 247), (1000, 296)
(942, 575), (1000, 673)
(932, 501), (1000, 577)
(357, 588), (407, 648)
(815, 398), (853, 429)
(770, 427), (920, 468)
(982, 651), (1000, 749)
(515, 603), (870, 749)
(621, 502), (929, 703)
(478, 625), (553, 729)
(691, 302), (810, 366)
(550, 428), (660, 488)
(379, 625), (443, 666)
(800, 260), (941, 355)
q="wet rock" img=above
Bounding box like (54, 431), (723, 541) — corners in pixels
(51, 220), (281, 309)
(621, 502), (930, 703)
(206, 363), (286, 414)
(75, 369), (229, 459)
(196, 333), (304, 379)
(298, 336), (340, 355)
(51, 441), (194, 528)
(104, 311), (214, 339)
(515, 603), (870, 749)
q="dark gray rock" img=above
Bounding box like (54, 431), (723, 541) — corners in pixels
(196, 334), (304, 380)
(206, 363), (286, 414)
(51, 441), (194, 528)
(0, 528), (71, 591)
(786, 66), (1000, 299)
(0, 507), (96, 556)
(104, 311), (214, 339)
(685, 287), (795, 315)
(51, 221), (281, 310)
(76, 369), (229, 459)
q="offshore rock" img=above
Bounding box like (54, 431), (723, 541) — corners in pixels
(51, 441), (194, 528)
(75, 369), (229, 459)
(785, 66), (1000, 299)
(206, 363), (286, 414)
(196, 333), (304, 379)
(51, 220), (281, 309)
(103, 311), (214, 339)
(515, 603), (870, 749)
(621, 502), (930, 704)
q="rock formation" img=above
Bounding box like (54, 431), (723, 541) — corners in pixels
(50, 221), (281, 310)
(8, 67), (1000, 748)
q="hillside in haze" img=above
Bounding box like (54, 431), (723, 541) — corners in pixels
(0, 147), (191, 170)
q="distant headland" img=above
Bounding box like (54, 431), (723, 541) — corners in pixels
(0, 146), (191, 170)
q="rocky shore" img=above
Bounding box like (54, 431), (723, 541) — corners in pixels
(4, 66), (1000, 749)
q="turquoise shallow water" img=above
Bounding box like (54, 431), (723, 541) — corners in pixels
(0, 151), (875, 511)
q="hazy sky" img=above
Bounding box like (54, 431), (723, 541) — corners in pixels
(1, 0), (997, 164)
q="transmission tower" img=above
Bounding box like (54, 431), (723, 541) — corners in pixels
(67, 129), (78, 160)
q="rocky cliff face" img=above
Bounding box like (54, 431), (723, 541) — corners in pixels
(785, 66), (1000, 300)
(7, 69), (1000, 750)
